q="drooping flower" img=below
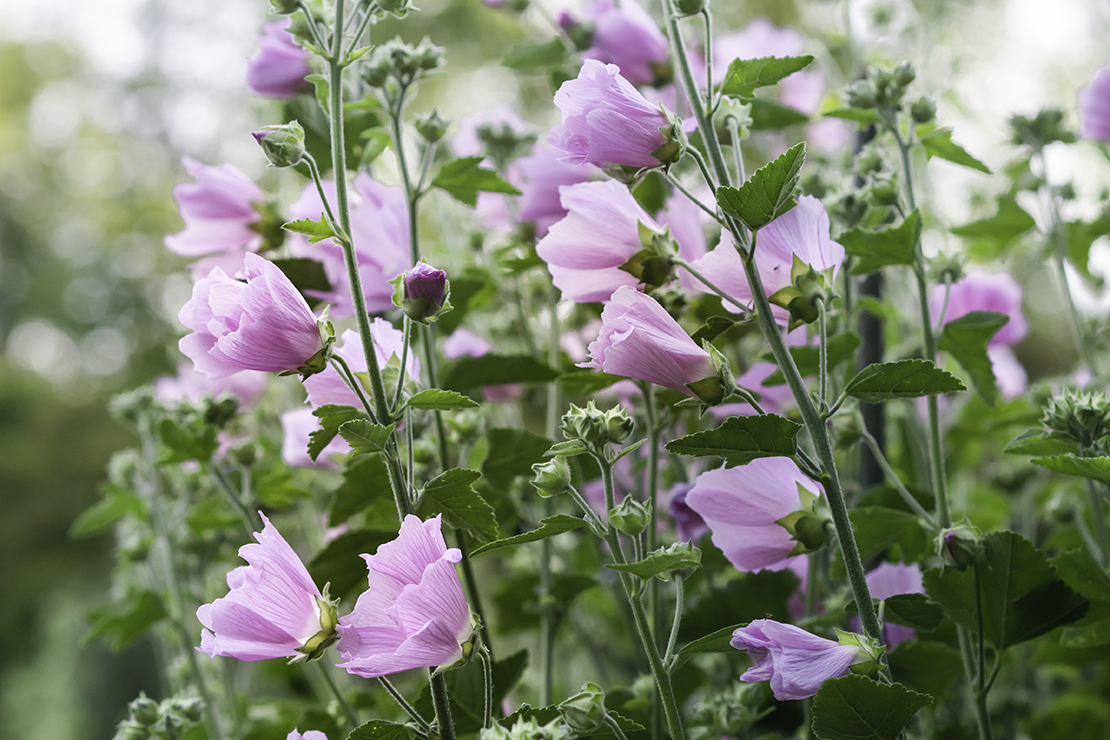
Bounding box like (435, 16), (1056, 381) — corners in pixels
(302, 323), (420, 409)
(164, 159), (265, 277)
(246, 20), (311, 99)
(583, 286), (723, 402)
(178, 253), (325, 380)
(566, 0), (668, 86)
(548, 60), (669, 168)
(517, 146), (598, 238)
(536, 180), (662, 303)
(197, 513), (336, 662)
(732, 620), (863, 701)
(685, 457), (826, 572)
(280, 407), (351, 470)
(1079, 64), (1110, 141)
(154, 360), (269, 412)
(336, 515), (474, 678)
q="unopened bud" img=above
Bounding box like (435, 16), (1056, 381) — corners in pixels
(413, 37), (446, 71)
(892, 61), (916, 88)
(252, 121), (306, 168)
(393, 262), (450, 324)
(845, 79), (878, 110)
(113, 721), (149, 740)
(940, 525), (983, 571)
(130, 695), (160, 726)
(377, 0), (416, 17)
(559, 683), (607, 735)
(269, 0), (300, 12)
(531, 457), (572, 497)
(910, 96), (936, 124)
(675, 0), (706, 16)
(610, 495), (650, 536)
(416, 109), (450, 143)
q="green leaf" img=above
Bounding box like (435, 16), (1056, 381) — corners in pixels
(544, 439), (590, 458)
(253, 470), (313, 508)
(417, 468), (499, 542)
(1032, 454), (1110, 487)
(673, 624), (744, 666)
(338, 419), (396, 456)
(812, 675), (932, 740)
(503, 39), (568, 69)
(719, 55), (815, 97)
(158, 418), (218, 464)
(558, 370), (625, 395)
(310, 405), (364, 461)
(838, 508), (929, 574)
(607, 543), (701, 581)
(1055, 548), (1110, 648)
(70, 485), (144, 538)
(481, 428), (554, 489)
(283, 216), (338, 243)
(823, 107), (881, 125)
(83, 590), (167, 651)
(749, 99), (810, 130)
(762, 333), (861, 384)
(308, 528), (397, 597)
(844, 359), (966, 403)
(347, 721), (416, 740)
(882, 593), (944, 632)
(691, 315), (744, 344)
(715, 142), (806, 230)
(840, 210), (921, 275)
(937, 310), (1009, 406)
(271, 257), (333, 293)
(1004, 429), (1081, 456)
(441, 354), (560, 390)
(950, 196), (1036, 249)
(918, 128), (991, 174)
(664, 414), (801, 466)
(886, 642), (963, 702)
(471, 514), (589, 557)
(329, 454), (391, 527)
(432, 157), (521, 207)
(405, 388), (480, 411)
(358, 127), (393, 166)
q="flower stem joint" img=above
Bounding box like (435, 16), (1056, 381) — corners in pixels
(768, 255), (839, 330)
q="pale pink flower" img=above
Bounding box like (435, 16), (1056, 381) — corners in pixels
(287, 731), (328, 740)
(570, 0), (669, 85)
(732, 619), (861, 700)
(517, 146), (599, 238)
(154, 360), (269, 412)
(281, 407), (352, 470)
(302, 323), (420, 409)
(247, 20), (311, 99)
(1079, 64), (1110, 140)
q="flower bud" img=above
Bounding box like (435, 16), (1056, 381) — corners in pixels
(415, 109), (450, 143)
(845, 79), (878, 109)
(269, 0), (299, 13)
(113, 721), (150, 740)
(561, 401), (635, 449)
(892, 61), (916, 88)
(377, 0), (416, 16)
(939, 525), (983, 571)
(1010, 108), (1077, 149)
(413, 37), (446, 71)
(909, 96), (936, 124)
(559, 682), (607, 735)
(856, 147), (885, 176)
(393, 262), (450, 324)
(927, 253), (966, 286)
(1043, 388), (1110, 451)
(675, 0), (707, 16)
(532, 457), (572, 497)
(610, 495), (650, 536)
(869, 178), (900, 207)
(252, 122), (306, 168)
(170, 697), (204, 725)
(129, 694), (161, 726)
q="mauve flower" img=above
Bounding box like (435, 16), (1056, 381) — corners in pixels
(288, 731), (328, 740)
(165, 158), (264, 277)
(686, 457), (824, 572)
(864, 562), (924, 648)
(930, 270), (1028, 347)
(583, 286), (720, 399)
(517, 146), (598, 238)
(198, 513), (334, 661)
(179, 253), (324, 380)
(989, 345), (1028, 400)
(281, 407), (352, 470)
(570, 0), (668, 86)
(685, 195), (845, 324)
(443, 328), (493, 359)
(287, 173), (410, 317)
(1079, 65), (1110, 141)
(548, 60), (669, 168)
(302, 323), (420, 409)
(155, 360), (269, 412)
(732, 619), (861, 701)
(402, 262), (448, 322)
(710, 20), (825, 116)
(247, 20), (311, 99)
(537, 180), (661, 303)
(336, 515), (474, 678)
(666, 483), (708, 543)
(658, 191), (709, 293)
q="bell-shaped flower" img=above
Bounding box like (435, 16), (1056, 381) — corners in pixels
(568, 0), (668, 85)
(178, 253), (328, 380)
(280, 407), (352, 470)
(197, 513), (337, 662)
(548, 60), (670, 169)
(1079, 64), (1110, 141)
(732, 620), (868, 701)
(247, 20), (311, 99)
(517, 146), (599, 238)
(336, 515), (474, 678)
(302, 322), (420, 409)
(685, 457), (827, 572)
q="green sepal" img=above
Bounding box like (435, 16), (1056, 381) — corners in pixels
(835, 629), (885, 677)
(284, 317), (335, 379)
(651, 105), (688, 165)
(289, 584), (341, 663)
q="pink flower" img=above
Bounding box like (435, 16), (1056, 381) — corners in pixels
(709, 361), (795, 419)
(517, 146), (598, 238)
(246, 20), (311, 99)
(302, 323), (420, 409)
(443, 328), (493, 359)
(178, 253), (324, 380)
(666, 483), (708, 543)
(710, 20), (825, 115)
(288, 731), (328, 740)
(583, 286), (720, 400)
(548, 60), (669, 168)
(198, 513), (334, 661)
(1079, 64), (1110, 141)
(287, 173), (410, 317)
(155, 360), (269, 411)
(685, 195), (844, 324)
(281, 407), (352, 470)
(930, 270), (1027, 347)
(658, 191), (709, 293)
(865, 562), (925, 648)
(732, 619), (861, 700)
(537, 180), (661, 303)
(336, 515), (473, 678)
(685, 457), (824, 572)
(571, 0), (668, 85)
(165, 159), (265, 277)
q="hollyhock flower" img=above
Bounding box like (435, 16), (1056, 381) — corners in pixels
(302, 323), (420, 409)
(287, 173), (410, 317)
(179, 253), (325, 380)
(281, 407), (352, 470)
(537, 181), (662, 303)
(685, 457), (825, 572)
(685, 195), (845, 324)
(336, 515), (474, 678)
(165, 159), (265, 277)
(1079, 65), (1110, 141)
(288, 731), (328, 740)
(246, 20), (311, 99)
(989, 345), (1028, 400)
(548, 60), (669, 168)
(583, 286), (723, 401)
(155, 360), (269, 412)
(930, 270), (1027, 347)
(567, 0), (668, 86)
(732, 620), (863, 700)
(198, 513), (336, 662)
(658, 191), (709, 293)
(517, 146), (598, 238)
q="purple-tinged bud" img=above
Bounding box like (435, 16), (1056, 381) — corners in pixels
(252, 121), (306, 168)
(940, 525), (983, 571)
(246, 20), (311, 99)
(393, 261), (450, 324)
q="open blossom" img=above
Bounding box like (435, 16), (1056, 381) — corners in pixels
(198, 513), (335, 661)
(666, 483), (708, 543)
(154, 360), (269, 412)
(584, 286), (720, 400)
(179, 253), (324, 380)
(685, 457), (825, 572)
(566, 0), (668, 86)
(517, 146), (598, 238)
(537, 180), (661, 303)
(336, 515), (473, 678)
(281, 407), (351, 470)
(1079, 64), (1110, 140)
(246, 20), (311, 99)
(732, 620), (862, 700)
(165, 159), (264, 277)
(548, 60), (668, 168)
(302, 323), (420, 409)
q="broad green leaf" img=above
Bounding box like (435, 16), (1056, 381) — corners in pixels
(271, 257), (332, 293)
(310, 404), (363, 461)
(607, 543), (701, 581)
(886, 642), (963, 702)
(1004, 429), (1081, 456)
(338, 420), (396, 456)
(1032, 454), (1110, 487)
(348, 721), (416, 740)
(950, 196), (1036, 250)
(329, 454), (391, 527)
(441, 354), (560, 390)
(833, 508), (929, 578)
(358, 127), (393, 166)
(558, 370), (624, 395)
(762, 333), (861, 384)
(840, 210), (921, 275)
(405, 388), (480, 411)
(253, 470), (313, 508)
(715, 142), (806, 231)
(417, 468), (499, 542)
(719, 55), (815, 97)
(471, 514), (589, 556)
(1055, 549), (1110, 648)
(158, 418), (218, 464)
(673, 624), (745, 666)
(283, 216), (338, 243)
(882, 593), (944, 632)
(308, 528), (397, 596)
(937, 310), (1009, 406)
(844, 359), (966, 403)
(503, 39), (568, 69)
(918, 128), (991, 174)
(823, 107), (881, 125)
(83, 590), (167, 651)
(481, 428), (554, 489)
(432, 157), (521, 207)
(749, 99), (810, 130)
(812, 675), (931, 740)
(664, 414), (801, 465)
(71, 485), (144, 538)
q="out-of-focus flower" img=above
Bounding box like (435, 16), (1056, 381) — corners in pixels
(287, 730), (328, 740)
(709, 362), (794, 419)
(666, 483), (708, 543)
(566, 0), (668, 86)
(154, 360), (269, 412)
(548, 60), (669, 168)
(198, 513), (337, 661)
(179, 253), (326, 380)
(302, 323), (420, 408)
(280, 407), (351, 469)
(658, 191), (708, 293)
(517, 146), (599, 238)
(731, 620), (863, 700)
(710, 20), (824, 115)
(864, 562), (924, 648)
(336, 515), (474, 678)
(1079, 65), (1110, 141)
(246, 20), (311, 99)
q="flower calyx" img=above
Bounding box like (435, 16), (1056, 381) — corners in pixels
(559, 682), (608, 735)
(768, 254), (839, 330)
(619, 222), (678, 293)
(775, 483), (832, 555)
(290, 583), (341, 664)
(835, 629), (885, 677)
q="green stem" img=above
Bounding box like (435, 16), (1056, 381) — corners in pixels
(664, 172), (726, 225)
(393, 317), (412, 411)
(317, 662), (360, 730)
(455, 530), (493, 660)
(304, 153), (340, 230)
(701, 9), (714, 113)
(817, 300), (829, 411)
(861, 431), (937, 527)
(207, 463), (259, 537)
(478, 646), (494, 729)
(726, 115), (746, 183)
(332, 355), (376, 420)
(972, 563), (995, 740)
(643, 383), (662, 646)
(379, 677), (432, 732)
(429, 672), (458, 740)
(541, 287), (561, 705)
(604, 715), (632, 740)
(663, 574), (684, 666)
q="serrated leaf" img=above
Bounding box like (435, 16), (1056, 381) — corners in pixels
(83, 590), (167, 651)
(471, 515), (589, 557)
(481, 428), (554, 489)
(441, 354), (560, 390)
(919, 128), (991, 174)
(1004, 429), (1081, 456)
(329, 454), (392, 526)
(950, 196), (1036, 249)
(844, 359), (966, 403)
(719, 55), (815, 97)
(762, 333), (861, 384)
(607, 543), (701, 581)
(338, 419), (396, 456)
(158, 418), (218, 464)
(347, 720), (416, 740)
(272, 257), (333, 293)
(308, 528), (397, 596)
(1055, 548), (1110, 648)
(1031, 454), (1110, 487)
(691, 314), (744, 343)
(886, 642), (963, 701)
(715, 142), (806, 231)
(310, 405), (364, 461)
(823, 107), (881, 125)
(812, 675), (931, 740)
(284, 216), (338, 243)
(882, 593), (944, 632)
(749, 99), (810, 130)
(416, 468), (499, 542)
(432, 157), (521, 207)
(673, 624), (744, 666)
(405, 388), (480, 411)
(840, 210), (921, 275)
(71, 485), (144, 538)
(664, 414), (801, 465)
(937, 310), (1009, 406)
